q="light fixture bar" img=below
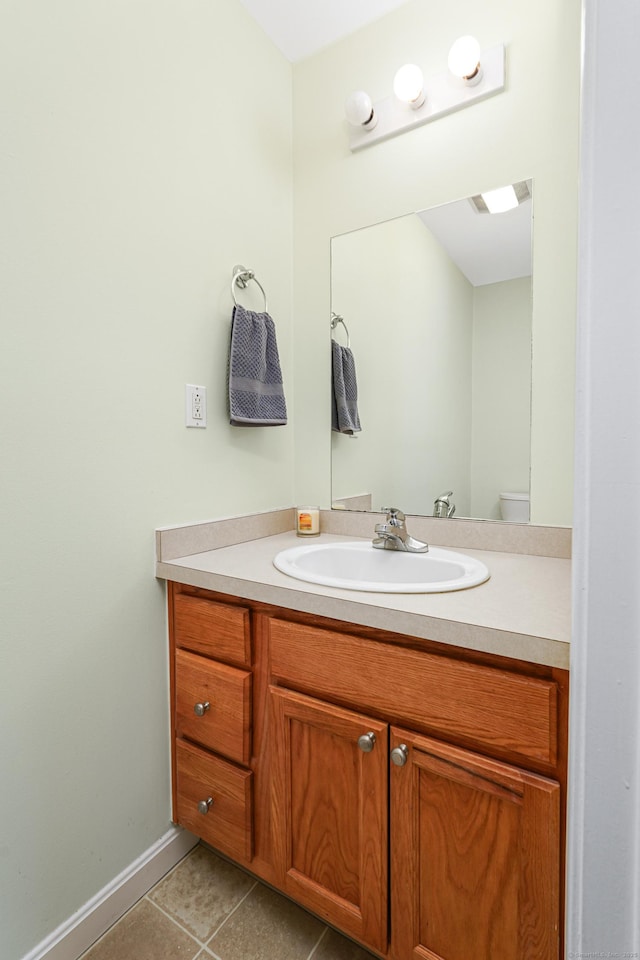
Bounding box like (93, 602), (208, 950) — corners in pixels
(348, 44), (505, 152)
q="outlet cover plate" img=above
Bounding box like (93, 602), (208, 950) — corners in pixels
(185, 384), (207, 428)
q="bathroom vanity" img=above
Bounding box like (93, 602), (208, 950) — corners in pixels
(157, 513), (570, 960)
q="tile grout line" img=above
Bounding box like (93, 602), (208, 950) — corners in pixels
(306, 925), (329, 960)
(205, 879), (259, 946)
(144, 895), (207, 951)
(204, 945), (223, 960)
(79, 874), (200, 960)
(77, 898), (146, 960)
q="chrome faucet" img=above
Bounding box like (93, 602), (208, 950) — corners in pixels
(433, 491), (456, 518)
(373, 507), (429, 553)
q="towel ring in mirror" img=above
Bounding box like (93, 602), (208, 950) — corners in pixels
(232, 264), (268, 313)
(331, 312), (350, 348)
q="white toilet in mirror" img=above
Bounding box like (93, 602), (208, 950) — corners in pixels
(499, 491), (530, 522)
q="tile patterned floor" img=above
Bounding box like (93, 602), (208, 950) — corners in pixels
(80, 843), (378, 960)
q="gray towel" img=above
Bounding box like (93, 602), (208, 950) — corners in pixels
(331, 340), (361, 434)
(229, 304), (287, 426)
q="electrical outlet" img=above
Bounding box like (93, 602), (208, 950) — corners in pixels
(185, 384), (207, 428)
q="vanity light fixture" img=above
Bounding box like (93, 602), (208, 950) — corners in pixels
(344, 90), (378, 131)
(345, 41), (505, 152)
(393, 64), (426, 108)
(448, 35), (483, 85)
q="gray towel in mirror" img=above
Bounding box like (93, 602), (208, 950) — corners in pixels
(332, 340), (361, 434)
(228, 304), (287, 426)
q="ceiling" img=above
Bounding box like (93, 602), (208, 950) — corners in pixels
(237, 0), (410, 62)
(418, 194), (532, 287)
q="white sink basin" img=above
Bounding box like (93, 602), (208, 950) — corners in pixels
(273, 540), (490, 594)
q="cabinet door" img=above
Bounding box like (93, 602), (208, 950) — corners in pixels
(270, 686), (388, 955)
(389, 727), (560, 960)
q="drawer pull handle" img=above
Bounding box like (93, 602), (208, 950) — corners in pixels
(194, 701), (211, 717)
(391, 744), (409, 767)
(358, 732), (377, 753)
(197, 796), (214, 815)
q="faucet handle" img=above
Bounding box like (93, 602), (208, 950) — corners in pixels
(381, 506), (405, 524)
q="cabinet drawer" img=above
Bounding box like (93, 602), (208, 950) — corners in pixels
(175, 739), (252, 863)
(174, 593), (251, 667)
(175, 648), (251, 765)
(269, 619), (557, 765)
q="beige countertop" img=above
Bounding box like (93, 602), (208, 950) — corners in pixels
(156, 529), (571, 669)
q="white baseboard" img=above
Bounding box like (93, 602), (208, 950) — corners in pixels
(21, 826), (199, 960)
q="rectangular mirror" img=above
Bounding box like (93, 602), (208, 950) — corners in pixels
(331, 183), (533, 522)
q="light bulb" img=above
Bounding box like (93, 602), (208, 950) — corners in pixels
(481, 185), (518, 214)
(344, 91), (377, 129)
(393, 64), (425, 108)
(448, 35), (482, 84)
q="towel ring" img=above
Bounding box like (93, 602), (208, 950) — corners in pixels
(232, 264), (268, 313)
(330, 312), (350, 348)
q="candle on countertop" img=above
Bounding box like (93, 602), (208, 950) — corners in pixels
(296, 506), (320, 537)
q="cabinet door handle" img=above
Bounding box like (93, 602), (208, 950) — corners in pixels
(391, 744), (409, 767)
(194, 701), (211, 717)
(358, 731), (377, 753)
(197, 796), (214, 815)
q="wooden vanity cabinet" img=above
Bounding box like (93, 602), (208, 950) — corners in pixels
(267, 616), (563, 960)
(167, 583), (568, 960)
